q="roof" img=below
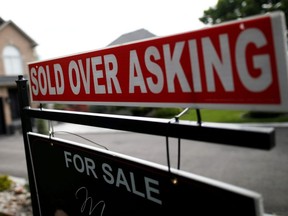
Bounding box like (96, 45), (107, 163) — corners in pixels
(0, 17), (5, 26)
(108, 28), (156, 46)
(0, 18), (37, 48)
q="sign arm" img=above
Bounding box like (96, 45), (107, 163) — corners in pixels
(23, 107), (275, 150)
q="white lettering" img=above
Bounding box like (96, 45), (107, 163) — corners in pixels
(73, 154), (85, 173)
(104, 54), (122, 94)
(129, 50), (147, 93)
(29, 64), (64, 96)
(91, 56), (105, 94)
(68, 60), (81, 95)
(84, 157), (98, 178)
(102, 163), (114, 184)
(188, 39), (202, 92)
(53, 64), (64, 95)
(38, 66), (47, 95)
(163, 41), (191, 93)
(46, 65), (56, 95)
(30, 67), (39, 95)
(202, 34), (234, 92)
(115, 168), (131, 192)
(64, 151), (98, 179)
(101, 163), (162, 205)
(145, 177), (162, 205)
(236, 28), (272, 92)
(64, 151), (72, 168)
(130, 172), (145, 198)
(77, 58), (91, 94)
(145, 46), (164, 94)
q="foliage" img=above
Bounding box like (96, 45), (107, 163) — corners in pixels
(25, 183), (30, 192)
(89, 105), (183, 118)
(182, 109), (288, 123)
(0, 175), (12, 192)
(36, 119), (49, 135)
(53, 103), (67, 110)
(182, 109), (246, 123)
(199, 0), (288, 29)
(151, 108), (183, 118)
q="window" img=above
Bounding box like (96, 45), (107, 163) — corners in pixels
(2, 45), (23, 75)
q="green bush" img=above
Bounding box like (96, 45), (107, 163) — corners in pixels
(131, 107), (153, 116)
(0, 175), (12, 192)
(152, 108), (183, 118)
(36, 119), (49, 135)
(53, 103), (67, 110)
(243, 111), (285, 119)
(89, 105), (183, 118)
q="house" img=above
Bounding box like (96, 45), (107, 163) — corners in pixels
(0, 17), (38, 134)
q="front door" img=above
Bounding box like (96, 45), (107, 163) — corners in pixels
(0, 98), (6, 134)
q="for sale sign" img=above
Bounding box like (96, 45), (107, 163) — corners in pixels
(28, 12), (288, 111)
(28, 132), (264, 216)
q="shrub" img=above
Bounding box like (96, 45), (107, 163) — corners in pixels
(36, 119), (49, 135)
(0, 175), (12, 192)
(243, 111), (285, 119)
(152, 108), (183, 118)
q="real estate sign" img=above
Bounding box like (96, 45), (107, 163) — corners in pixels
(28, 12), (288, 111)
(28, 132), (264, 216)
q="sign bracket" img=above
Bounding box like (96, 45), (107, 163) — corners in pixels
(167, 107), (199, 171)
(22, 105), (275, 150)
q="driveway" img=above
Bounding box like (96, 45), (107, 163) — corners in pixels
(0, 124), (287, 215)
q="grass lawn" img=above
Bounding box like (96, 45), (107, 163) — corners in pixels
(181, 109), (288, 123)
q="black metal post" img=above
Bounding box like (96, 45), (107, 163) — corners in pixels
(16, 75), (39, 216)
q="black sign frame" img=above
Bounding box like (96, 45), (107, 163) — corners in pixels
(16, 76), (275, 215)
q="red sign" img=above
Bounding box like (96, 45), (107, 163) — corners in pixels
(28, 12), (288, 111)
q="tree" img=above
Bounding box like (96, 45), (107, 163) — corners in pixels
(199, 0), (288, 29)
